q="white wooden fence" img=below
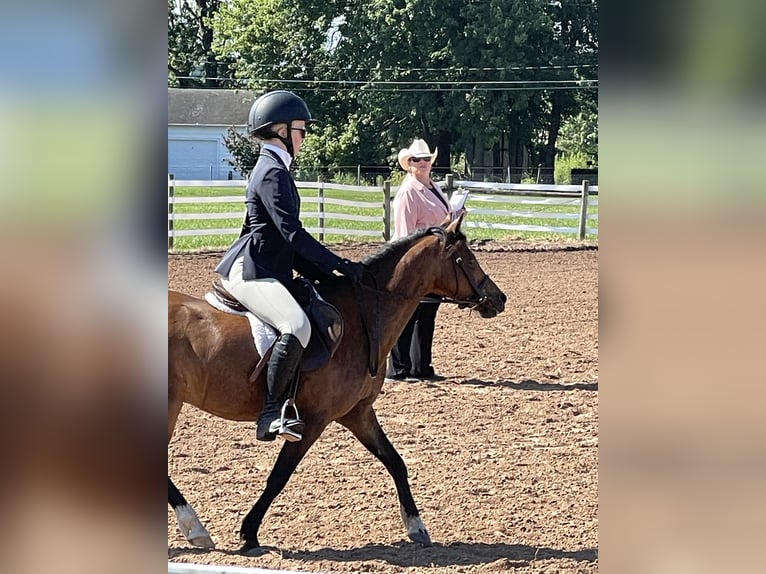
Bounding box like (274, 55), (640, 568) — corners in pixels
(167, 174), (598, 250)
(447, 176), (599, 238)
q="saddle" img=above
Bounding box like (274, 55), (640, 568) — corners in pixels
(210, 278), (344, 379)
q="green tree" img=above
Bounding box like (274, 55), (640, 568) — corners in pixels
(557, 100), (598, 162)
(535, 0), (598, 182)
(212, 0), (335, 99)
(168, 0), (236, 88)
(212, 0), (598, 180)
(222, 127), (259, 178)
(314, 0), (556, 175)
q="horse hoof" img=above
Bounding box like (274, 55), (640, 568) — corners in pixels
(189, 534), (215, 548)
(405, 515), (432, 546)
(239, 543), (265, 557)
(409, 529), (432, 547)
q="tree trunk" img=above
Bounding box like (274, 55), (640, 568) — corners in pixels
(540, 92), (564, 184)
(435, 131), (451, 173)
(506, 116), (524, 183)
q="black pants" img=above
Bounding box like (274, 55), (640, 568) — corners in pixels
(387, 301), (441, 378)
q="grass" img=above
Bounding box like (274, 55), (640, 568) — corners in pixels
(168, 185), (598, 251)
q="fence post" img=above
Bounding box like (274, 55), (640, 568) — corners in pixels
(357, 164), (361, 185)
(383, 180), (391, 242)
(445, 173), (455, 199)
(168, 173), (175, 250)
(318, 181), (325, 243)
(578, 180), (590, 240)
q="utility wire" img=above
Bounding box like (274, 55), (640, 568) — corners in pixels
(170, 80), (597, 92)
(190, 62), (597, 72)
(302, 86), (597, 92)
(255, 79), (597, 86)
(171, 77), (597, 86)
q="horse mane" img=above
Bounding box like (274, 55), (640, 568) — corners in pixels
(361, 227), (446, 267)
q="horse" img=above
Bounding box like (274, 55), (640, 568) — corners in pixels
(168, 214), (507, 555)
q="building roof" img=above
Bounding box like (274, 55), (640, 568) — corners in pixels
(168, 88), (257, 126)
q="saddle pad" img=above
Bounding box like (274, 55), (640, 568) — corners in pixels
(204, 292), (277, 357)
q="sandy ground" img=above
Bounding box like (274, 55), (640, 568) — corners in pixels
(168, 239), (598, 573)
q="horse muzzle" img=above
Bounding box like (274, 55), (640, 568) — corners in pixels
(476, 284), (507, 318)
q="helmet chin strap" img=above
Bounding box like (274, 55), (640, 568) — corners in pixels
(277, 121), (295, 158)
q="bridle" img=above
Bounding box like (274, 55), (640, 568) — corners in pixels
(358, 249), (490, 310)
(353, 233), (494, 376)
(437, 246), (492, 310)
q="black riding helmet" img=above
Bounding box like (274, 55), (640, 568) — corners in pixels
(247, 90), (316, 158)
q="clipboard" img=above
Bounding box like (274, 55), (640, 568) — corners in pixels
(449, 189), (469, 213)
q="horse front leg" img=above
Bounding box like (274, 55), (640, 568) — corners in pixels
(338, 404), (432, 546)
(239, 424), (325, 556)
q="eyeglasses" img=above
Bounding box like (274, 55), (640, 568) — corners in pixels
(410, 157), (431, 163)
(291, 127), (307, 139)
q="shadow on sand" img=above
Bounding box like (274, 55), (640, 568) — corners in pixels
(284, 540), (597, 568)
(460, 378), (598, 392)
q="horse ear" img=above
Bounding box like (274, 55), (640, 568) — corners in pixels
(446, 210), (465, 234)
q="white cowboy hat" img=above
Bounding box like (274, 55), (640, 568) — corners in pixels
(397, 138), (438, 171)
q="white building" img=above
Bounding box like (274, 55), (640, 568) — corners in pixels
(168, 88), (256, 180)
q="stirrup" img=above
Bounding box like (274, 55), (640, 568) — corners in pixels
(268, 399), (304, 442)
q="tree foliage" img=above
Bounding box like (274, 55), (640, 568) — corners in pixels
(222, 127), (259, 178)
(168, 0), (236, 88)
(558, 104), (598, 162)
(204, 0), (598, 178)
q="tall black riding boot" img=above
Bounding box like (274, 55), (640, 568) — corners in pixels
(256, 333), (305, 442)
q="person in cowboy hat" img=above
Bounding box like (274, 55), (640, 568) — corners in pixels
(386, 137), (462, 382)
(216, 90), (366, 442)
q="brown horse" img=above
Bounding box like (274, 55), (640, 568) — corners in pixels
(168, 215), (506, 555)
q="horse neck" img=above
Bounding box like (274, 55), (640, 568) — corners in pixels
(367, 234), (442, 297)
(364, 236), (443, 353)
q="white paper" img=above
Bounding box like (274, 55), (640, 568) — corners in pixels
(449, 189), (469, 212)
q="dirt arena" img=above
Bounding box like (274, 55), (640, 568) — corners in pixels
(168, 239), (598, 573)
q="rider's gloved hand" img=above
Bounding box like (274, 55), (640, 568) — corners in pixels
(337, 259), (366, 285)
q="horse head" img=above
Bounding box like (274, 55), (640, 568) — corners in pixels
(427, 212), (506, 318)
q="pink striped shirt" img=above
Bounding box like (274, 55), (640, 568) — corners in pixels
(392, 174), (451, 240)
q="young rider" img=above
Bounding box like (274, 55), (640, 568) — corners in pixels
(216, 90), (365, 442)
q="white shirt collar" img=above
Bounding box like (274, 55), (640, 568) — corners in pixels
(262, 143), (292, 169)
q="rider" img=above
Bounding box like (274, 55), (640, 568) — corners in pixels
(216, 90), (365, 443)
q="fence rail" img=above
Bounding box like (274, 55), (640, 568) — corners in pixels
(167, 174), (598, 250)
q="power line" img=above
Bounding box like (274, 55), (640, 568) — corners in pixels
(171, 82), (598, 93)
(261, 79), (597, 86)
(308, 86), (598, 92)
(192, 62), (597, 73)
(171, 77), (597, 87)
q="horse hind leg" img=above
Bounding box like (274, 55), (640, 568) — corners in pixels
(168, 476), (215, 548)
(338, 405), (432, 546)
(168, 397), (214, 548)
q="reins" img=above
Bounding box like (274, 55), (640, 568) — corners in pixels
(355, 273), (383, 377)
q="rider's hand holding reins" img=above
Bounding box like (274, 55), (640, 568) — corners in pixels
(337, 259), (366, 286)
